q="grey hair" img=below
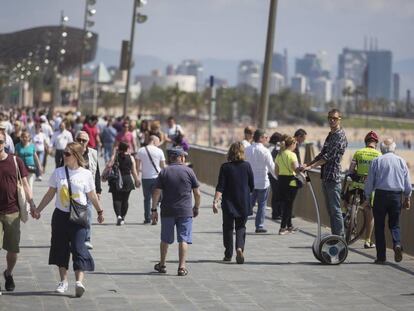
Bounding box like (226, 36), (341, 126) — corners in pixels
(380, 138), (396, 154)
(76, 130), (89, 140)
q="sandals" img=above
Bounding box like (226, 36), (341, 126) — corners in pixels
(177, 267), (188, 276)
(154, 263), (167, 273)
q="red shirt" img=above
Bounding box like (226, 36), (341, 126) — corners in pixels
(0, 155), (28, 214)
(83, 123), (99, 148)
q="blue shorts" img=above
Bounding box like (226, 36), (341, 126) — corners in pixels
(161, 217), (193, 244)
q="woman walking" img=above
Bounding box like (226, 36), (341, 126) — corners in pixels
(212, 142), (254, 264)
(275, 136), (300, 235)
(33, 142), (104, 297)
(32, 122), (49, 181)
(108, 141), (140, 225)
(15, 130), (42, 190)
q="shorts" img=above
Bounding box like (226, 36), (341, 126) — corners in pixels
(161, 216), (193, 244)
(0, 212), (21, 253)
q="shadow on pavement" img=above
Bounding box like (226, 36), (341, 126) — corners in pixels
(20, 245), (50, 249)
(2, 290), (74, 298)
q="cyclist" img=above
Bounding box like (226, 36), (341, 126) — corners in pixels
(343, 131), (381, 248)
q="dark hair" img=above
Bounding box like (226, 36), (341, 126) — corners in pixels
(328, 108), (341, 117)
(294, 128), (307, 138)
(167, 116), (175, 122)
(253, 129), (265, 142)
(244, 126), (254, 136)
(227, 142), (245, 162)
(269, 132), (282, 145)
(118, 141), (129, 152)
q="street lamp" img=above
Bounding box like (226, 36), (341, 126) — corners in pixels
(123, 0), (148, 117)
(77, 0), (97, 110)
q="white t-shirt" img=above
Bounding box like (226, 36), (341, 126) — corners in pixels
(48, 166), (95, 213)
(136, 145), (165, 179)
(41, 123), (53, 139)
(165, 124), (184, 148)
(32, 132), (49, 152)
(52, 130), (73, 150)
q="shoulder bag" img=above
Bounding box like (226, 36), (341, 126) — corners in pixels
(13, 156), (29, 223)
(64, 166), (89, 228)
(144, 146), (159, 174)
(107, 154), (123, 191)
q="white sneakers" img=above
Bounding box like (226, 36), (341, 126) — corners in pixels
(56, 281), (68, 293)
(56, 280), (85, 297)
(75, 281), (85, 297)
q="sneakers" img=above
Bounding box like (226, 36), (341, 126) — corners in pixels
(116, 216), (122, 226)
(85, 241), (94, 250)
(35, 176), (42, 181)
(374, 259), (386, 265)
(3, 270), (15, 291)
(143, 220), (151, 224)
(55, 281), (68, 293)
(364, 241), (376, 249)
(394, 245), (403, 262)
(287, 227), (298, 234)
(236, 248), (244, 264)
(279, 228), (288, 235)
(75, 281), (85, 297)
(255, 228), (267, 233)
(120, 219), (125, 225)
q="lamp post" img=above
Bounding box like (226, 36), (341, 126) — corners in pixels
(258, 0), (279, 129)
(77, 0), (97, 111)
(123, 0), (148, 117)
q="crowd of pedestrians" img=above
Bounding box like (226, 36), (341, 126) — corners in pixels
(0, 106), (412, 298)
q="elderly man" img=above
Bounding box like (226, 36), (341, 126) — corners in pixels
(0, 131), (36, 293)
(302, 109), (348, 237)
(0, 121), (15, 154)
(245, 129), (276, 233)
(364, 138), (412, 264)
(135, 135), (165, 224)
(151, 147), (200, 276)
(75, 131), (102, 250)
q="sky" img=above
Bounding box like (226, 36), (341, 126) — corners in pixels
(1, 0), (413, 75)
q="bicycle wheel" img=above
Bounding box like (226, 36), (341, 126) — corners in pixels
(345, 193), (366, 245)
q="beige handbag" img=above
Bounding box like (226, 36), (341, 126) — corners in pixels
(13, 156), (29, 223)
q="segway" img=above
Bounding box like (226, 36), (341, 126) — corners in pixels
(303, 172), (348, 264)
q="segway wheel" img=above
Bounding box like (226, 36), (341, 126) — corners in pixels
(312, 239), (322, 262)
(319, 235), (348, 265)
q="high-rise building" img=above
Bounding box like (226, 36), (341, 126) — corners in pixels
(337, 47), (392, 101)
(176, 59), (204, 91)
(393, 73), (400, 102)
(271, 49), (288, 83)
(291, 74), (307, 94)
(237, 60), (261, 91)
(313, 77), (332, 105)
(269, 73), (285, 95)
(295, 53), (328, 80)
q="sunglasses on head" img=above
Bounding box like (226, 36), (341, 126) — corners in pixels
(77, 138), (88, 144)
(63, 151), (72, 157)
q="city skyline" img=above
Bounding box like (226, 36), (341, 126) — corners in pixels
(1, 0), (413, 92)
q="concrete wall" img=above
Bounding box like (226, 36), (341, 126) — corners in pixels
(188, 144), (414, 256)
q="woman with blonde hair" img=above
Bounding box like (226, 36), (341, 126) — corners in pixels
(275, 136), (300, 235)
(212, 142), (254, 264)
(33, 142), (104, 297)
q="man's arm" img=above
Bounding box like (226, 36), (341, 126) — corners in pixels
(364, 160), (377, 202)
(151, 188), (162, 224)
(192, 187), (201, 217)
(265, 150), (276, 179)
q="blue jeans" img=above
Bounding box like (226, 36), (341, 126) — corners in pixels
(103, 143), (114, 163)
(372, 190), (402, 261)
(322, 181), (345, 237)
(86, 201), (93, 242)
(36, 150), (45, 177)
(142, 178), (157, 222)
(250, 188), (269, 229)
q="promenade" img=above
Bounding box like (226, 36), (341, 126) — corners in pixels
(1, 160), (413, 311)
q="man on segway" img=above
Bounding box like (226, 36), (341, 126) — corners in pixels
(342, 131), (381, 248)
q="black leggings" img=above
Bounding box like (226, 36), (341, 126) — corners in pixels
(278, 176), (298, 229)
(222, 210), (247, 258)
(112, 191), (131, 219)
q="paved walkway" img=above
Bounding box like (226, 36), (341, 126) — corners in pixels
(1, 160), (414, 311)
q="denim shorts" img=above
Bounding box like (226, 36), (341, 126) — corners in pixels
(161, 216), (193, 244)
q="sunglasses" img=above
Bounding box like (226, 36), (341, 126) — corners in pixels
(327, 116), (341, 121)
(77, 138), (88, 144)
(0, 140), (4, 144)
(63, 151), (72, 157)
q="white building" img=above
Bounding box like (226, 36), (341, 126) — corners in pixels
(238, 60), (261, 91)
(313, 77), (332, 104)
(136, 71), (196, 93)
(333, 78), (355, 101)
(269, 73), (285, 95)
(291, 74), (307, 94)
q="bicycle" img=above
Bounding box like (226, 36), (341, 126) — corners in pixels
(341, 175), (367, 245)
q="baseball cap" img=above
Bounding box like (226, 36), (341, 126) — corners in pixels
(167, 146), (188, 157)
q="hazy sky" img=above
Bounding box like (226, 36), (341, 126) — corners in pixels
(1, 0), (413, 70)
